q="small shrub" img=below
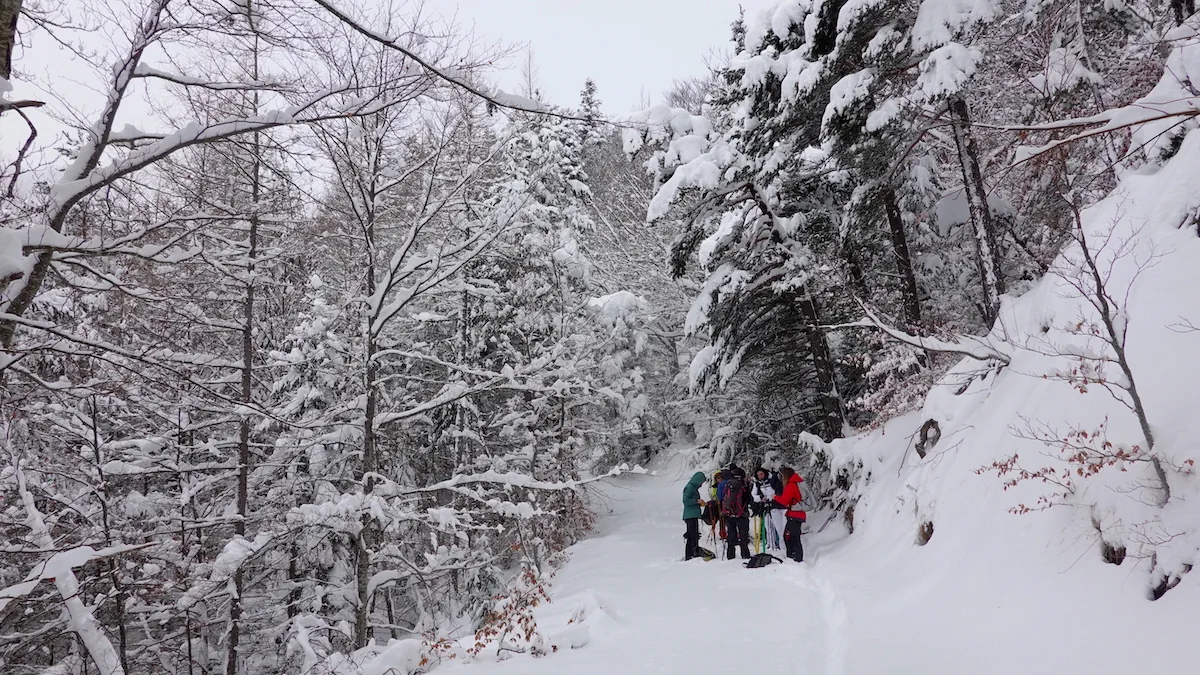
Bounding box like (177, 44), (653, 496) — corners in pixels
(1099, 541), (1126, 566)
(916, 520), (934, 546)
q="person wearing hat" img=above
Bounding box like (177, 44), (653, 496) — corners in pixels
(771, 466), (807, 562)
(721, 467), (752, 559)
(681, 471), (708, 560)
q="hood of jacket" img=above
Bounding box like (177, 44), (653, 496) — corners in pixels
(787, 473), (803, 484)
(688, 471), (706, 487)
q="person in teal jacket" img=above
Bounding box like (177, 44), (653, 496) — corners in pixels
(682, 471), (707, 560)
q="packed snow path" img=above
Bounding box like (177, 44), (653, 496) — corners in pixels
(438, 454), (849, 675)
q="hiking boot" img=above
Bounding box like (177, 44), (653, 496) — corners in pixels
(739, 547), (751, 559)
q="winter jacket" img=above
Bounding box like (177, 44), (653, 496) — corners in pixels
(768, 473), (783, 495)
(750, 477), (774, 515)
(751, 469), (782, 500)
(772, 473), (807, 520)
(682, 471), (706, 520)
(716, 478), (729, 503)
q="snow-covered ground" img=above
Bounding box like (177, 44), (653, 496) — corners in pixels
(817, 416), (1200, 675)
(418, 437), (1199, 675)
(433, 452), (848, 675)
(387, 35), (1200, 674)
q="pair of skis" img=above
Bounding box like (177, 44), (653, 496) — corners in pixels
(750, 513), (769, 554)
(704, 514), (771, 558)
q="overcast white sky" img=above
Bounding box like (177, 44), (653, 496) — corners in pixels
(447, 0), (774, 114)
(1, 0), (776, 177)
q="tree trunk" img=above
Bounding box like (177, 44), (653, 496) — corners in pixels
(0, 0), (19, 80)
(356, 332), (377, 648)
(882, 187), (922, 330)
(227, 31), (262, 672)
(841, 239), (870, 300)
(89, 397), (129, 675)
(947, 95), (1005, 326)
(355, 153), (381, 648)
(1171, 0), (1192, 25)
(795, 288), (844, 441)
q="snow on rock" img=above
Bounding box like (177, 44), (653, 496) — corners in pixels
(361, 639), (427, 675)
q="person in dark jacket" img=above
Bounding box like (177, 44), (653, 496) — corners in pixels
(682, 471), (707, 560)
(710, 470), (727, 540)
(721, 467), (752, 559)
(772, 466), (806, 562)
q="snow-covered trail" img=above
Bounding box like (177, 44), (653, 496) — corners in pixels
(437, 452), (845, 675)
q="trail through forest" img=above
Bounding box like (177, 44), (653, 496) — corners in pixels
(437, 452), (850, 675)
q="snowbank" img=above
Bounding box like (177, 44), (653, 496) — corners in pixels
(812, 105), (1200, 673)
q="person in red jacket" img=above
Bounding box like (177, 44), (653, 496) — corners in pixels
(772, 466), (806, 562)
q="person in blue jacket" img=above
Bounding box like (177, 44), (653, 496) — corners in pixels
(682, 471), (707, 560)
(716, 462), (741, 504)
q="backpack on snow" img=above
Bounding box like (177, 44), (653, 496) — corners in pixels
(722, 477), (748, 518)
(743, 553), (783, 568)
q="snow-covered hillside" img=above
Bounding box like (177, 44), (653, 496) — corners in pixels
(808, 123), (1200, 673)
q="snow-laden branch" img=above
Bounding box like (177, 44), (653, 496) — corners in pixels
(403, 463), (651, 495)
(21, 209), (227, 260)
(374, 368), (536, 427)
(0, 543), (149, 613)
(1003, 103), (1198, 166)
(0, 99), (45, 112)
(310, 0), (604, 124)
(367, 145), (533, 334)
(984, 23), (1200, 166)
(178, 533), (275, 610)
(825, 304), (1011, 364)
(132, 63), (288, 92)
(5, 450), (128, 675)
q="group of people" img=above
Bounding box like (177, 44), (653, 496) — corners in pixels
(681, 463), (806, 563)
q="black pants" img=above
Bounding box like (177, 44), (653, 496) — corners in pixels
(726, 516), (751, 559)
(684, 518), (701, 559)
(784, 518), (804, 562)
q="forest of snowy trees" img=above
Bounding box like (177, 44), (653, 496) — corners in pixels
(2, 0), (1199, 673)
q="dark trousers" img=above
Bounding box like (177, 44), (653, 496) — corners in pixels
(684, 518), (701, 559)
(784, 518), (804, 562)
(725, 516), (751, 559)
